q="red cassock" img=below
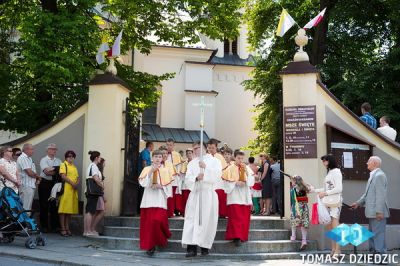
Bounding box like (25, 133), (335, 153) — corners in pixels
(139, 207), (171, 250)
(180, 189), (191, 216)
(225, 204), (251, 241)
(216, 189), (228, 217)
(167, 186), (183, 217)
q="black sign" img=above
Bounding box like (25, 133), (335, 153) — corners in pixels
(284, 105), (317, 158)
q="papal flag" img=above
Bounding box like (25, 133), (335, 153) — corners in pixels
(107, 30), (123, 57)
(303, 8), (326, 29)
(276, 9), (296, 37)
(95, 36), (110, 65)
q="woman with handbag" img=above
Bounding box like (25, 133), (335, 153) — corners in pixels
(310, 154), (343, 256)
(58, 150), (80, 237)
(83, 151), (103, 237)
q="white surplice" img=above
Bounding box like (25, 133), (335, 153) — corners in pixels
(181, 154), (222, 249)
(224, 165), (255, 206)
(139, 171), (172, 209)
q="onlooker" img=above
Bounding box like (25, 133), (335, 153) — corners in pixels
(360, 102), (377, 129)
(12, 148), (22, 162)
(138, 141), (153, 210)
(311, 154), (343, 256)
(0, 146), (21, 193)
(248, 157), (261, 214)
(83, 151), (104, 236)
(351, 156), (390, 256)
(138, 141), (153, 174)
(259, 153), (272, 215)
(39, 143), (62, 232)
(377, 116), (397, 141)
(17, 143), (41, 213)
(58, 150), (80, 237)
(270, 156), (282, 215)
(94, 157), (106, 229)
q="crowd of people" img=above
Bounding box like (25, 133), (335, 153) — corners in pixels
(360, 102), (397, 141)
(0, 143), (106, 237)
(137, 138), (390, 259)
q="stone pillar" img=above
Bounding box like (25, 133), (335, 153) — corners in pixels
(86, 72), (131, 216)
(280, 29), (328, 249)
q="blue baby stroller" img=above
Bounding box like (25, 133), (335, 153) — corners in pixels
(0, 179), (46, 249)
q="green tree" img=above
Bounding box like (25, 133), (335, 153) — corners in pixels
(0, 0), (242, 133)
(244, 0), (400, 157)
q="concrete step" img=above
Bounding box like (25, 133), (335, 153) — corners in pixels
(103, 226), (291, 241)
(87, 235), (317, 254)
(99, 249), (329, 260)
(104, 216), (286, 230)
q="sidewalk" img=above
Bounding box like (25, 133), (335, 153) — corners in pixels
(0, 234), (398, 266)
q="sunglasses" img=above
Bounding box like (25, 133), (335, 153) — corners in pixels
(14, 153), (22, 156)
(66, 155), (75, 158)
(6, 150), (13, 152)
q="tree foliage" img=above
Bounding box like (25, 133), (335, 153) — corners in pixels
(244, 0), (400, 157)
(0, 0), (242, 133)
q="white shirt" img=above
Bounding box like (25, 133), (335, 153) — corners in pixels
(139, 168), (172, 209)
(40, 156), (61, 180)
(17, 152), (37, 189)
(377, 125), (397, 141)
(87, 163), (102, 179)
(314, 168), (343, 198)
(224, 166), (255, 206)
(0, 158), (18, 192)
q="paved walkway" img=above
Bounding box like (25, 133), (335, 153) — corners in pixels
(0, 234), (399, 265)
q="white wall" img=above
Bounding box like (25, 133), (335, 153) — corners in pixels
(213, 65), (258, 150)
(237, 24), (250, 59)
(184, 92), (216, 137)
(185, 64), (213, 91)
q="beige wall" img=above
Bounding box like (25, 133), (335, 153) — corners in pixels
(85, 83), (130, 216)
(134, 46), (258, 151)
(281, 68), (400, 250)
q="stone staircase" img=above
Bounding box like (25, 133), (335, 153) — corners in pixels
(87, 216), (319, 259)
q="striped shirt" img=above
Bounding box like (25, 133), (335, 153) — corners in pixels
(360, 112), (377, 129)
(17, 152), (37, 189)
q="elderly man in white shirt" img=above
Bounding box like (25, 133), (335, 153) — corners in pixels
(17, 143), (41, 214)
(377, 116), (397, 141)
(39, 143), (62, 232)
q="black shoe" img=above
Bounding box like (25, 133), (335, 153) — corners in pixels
(233, 238), (241, 247)
(146, 247), (155, 256)
(185, 250), (197, 258)
(200, 248), (209, 256)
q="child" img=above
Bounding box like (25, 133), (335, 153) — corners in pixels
(289, 175), (310, 251)
(248, 157), (261, 214)
(139, 150), (173, 256)
(223, 150), (255, 246)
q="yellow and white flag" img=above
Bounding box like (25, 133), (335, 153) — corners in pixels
(276, 9), (296, 37)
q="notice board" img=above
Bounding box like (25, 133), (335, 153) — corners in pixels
(326, 124), (372, 180)
(284, 105), (317, 159)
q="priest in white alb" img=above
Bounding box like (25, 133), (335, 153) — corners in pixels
(181, 141), (222, 257)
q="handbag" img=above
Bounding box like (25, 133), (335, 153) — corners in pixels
(317, 197), (332, 224)
(311, 202), (319, 225)
(54, 163), (67, 197)
(86, 164), (104, 196)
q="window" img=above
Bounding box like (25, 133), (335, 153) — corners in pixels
(223, 38), (238, 55)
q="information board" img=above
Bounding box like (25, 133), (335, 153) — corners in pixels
(284, 105), (317, 158)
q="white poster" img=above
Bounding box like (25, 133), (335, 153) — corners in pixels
(343, 152), (353, 168)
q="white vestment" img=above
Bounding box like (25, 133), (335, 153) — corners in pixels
(181, 154), (222, 249)
(224, 166), (255, 206)
(139, 171), (172, 209)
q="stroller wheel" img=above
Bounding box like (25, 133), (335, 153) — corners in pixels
(25, 236), (37, 249)
(36, 234), (47, 246)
